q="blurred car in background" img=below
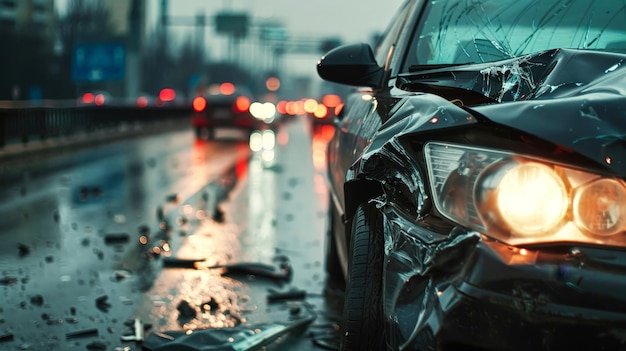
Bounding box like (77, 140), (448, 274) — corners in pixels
(191, 82), (262, 139)
(77, 91), (116, 106)
(309, 93), (344, 125)
(318, 0), (626, 350)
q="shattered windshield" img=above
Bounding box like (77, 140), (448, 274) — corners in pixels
(403, 0), (626, 71)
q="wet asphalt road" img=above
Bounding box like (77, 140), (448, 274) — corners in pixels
(0, 117), (344, 351)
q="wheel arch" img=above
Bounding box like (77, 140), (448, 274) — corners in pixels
(343, 178), (384, 225)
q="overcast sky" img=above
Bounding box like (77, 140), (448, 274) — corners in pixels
(152, 0), (402, 42)
(148, 0), (403, 76)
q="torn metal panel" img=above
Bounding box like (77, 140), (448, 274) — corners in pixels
(350, 93), (477, 218)
(379, 204), (479, 350)
(471, 50), (626, 174)
(397, 49), (626, 174)
(377, 204), (626, 350)
(142, 307), (316, 351)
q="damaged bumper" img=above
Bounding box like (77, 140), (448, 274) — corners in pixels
(381, 206), (626, 351)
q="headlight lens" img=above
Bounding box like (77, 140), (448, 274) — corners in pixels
(573, 178), (626, 236)
(424, 142), (626, 247)
(489, 162), (568, 236)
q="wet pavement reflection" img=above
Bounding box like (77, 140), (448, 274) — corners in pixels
(0, 118), (343, 350)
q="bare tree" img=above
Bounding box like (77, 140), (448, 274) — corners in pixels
(58, 0), (114, 48)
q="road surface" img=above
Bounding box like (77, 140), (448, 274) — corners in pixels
(0, 117), (344, 351)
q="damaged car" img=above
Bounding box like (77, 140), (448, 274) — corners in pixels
(317, 0), (626, 350)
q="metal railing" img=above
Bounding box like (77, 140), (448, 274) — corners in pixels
(0, 100), (193, 147)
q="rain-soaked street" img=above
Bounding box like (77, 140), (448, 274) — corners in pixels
(0, 117), (343, 351)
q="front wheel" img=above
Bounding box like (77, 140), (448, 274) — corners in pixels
(340, 203), (386, 351)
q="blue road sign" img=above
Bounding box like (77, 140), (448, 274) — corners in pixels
(72, 43), (126, 82)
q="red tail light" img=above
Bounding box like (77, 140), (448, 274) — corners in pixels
(82, 92), (94, 104)
(159, 88), (176, 102)
(234, 96), (250, 112)
(94, 93), (105, 106)
(193, 96), (207, 112)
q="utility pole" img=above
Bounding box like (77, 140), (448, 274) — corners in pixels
(126, 0), (142, 99)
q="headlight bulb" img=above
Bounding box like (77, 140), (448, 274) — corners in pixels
(476, 162), (568, 237)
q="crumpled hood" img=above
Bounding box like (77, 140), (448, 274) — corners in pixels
(407, 48), (626, 175)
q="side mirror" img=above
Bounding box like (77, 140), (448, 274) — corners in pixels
(317, 43), (383, 89)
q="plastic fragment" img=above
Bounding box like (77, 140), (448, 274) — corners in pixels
(66, 328), (98, 339)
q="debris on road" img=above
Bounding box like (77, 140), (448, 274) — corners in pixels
(267, 288), (307, 302)
(162, 259), (294, 282)
(165, 194), (178, 203)
(104, 233), (130, 245)
(95, 295), (112, 312)
(0, 332), (14, 343)
(142, 303), (316, 351)
(120, 318), (145, 342)
(0, 276), (18, 286)
(17, 243), (30, 257)
(162, 257), (205, 269)
(66, 328), (99, 340)
(29, 294), (44, 306)
(176, 300), (197, 326)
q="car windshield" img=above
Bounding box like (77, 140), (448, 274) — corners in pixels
(403, 0), (626, 71)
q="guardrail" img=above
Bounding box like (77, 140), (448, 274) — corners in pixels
(0, 100), (193, 147)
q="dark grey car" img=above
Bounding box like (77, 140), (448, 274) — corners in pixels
(317, 1), (626, 350)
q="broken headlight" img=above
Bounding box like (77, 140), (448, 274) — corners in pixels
(424, 142), (626, 247)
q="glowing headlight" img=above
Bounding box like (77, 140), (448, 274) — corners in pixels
(424, 142), (626, 247)
(573, 178), (626, 236)
(477, 162), (568, 236)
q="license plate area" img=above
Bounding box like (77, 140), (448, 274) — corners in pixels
(213, 108), (231, 119)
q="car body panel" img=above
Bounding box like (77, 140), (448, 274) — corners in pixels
(402, 48), (626, 175)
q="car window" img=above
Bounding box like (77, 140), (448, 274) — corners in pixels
(373, 0), (415, 69)
(402, 0), (626, 71)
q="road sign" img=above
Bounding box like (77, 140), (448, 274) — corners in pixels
(72, 43), (126, 82)
(215, 12), (248, 38)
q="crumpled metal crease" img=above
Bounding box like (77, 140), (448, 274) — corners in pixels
(400, 48), (626, 174)
(352, 93), (476, 211)
(347, 94), (481, 350)
(381, 208), (480, 350)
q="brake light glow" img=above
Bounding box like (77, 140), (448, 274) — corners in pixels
(322, 94), (342, 108)
(314, 104), (328, 119)
(82, 92), (94, 104)
(159, 88), (176, 102)
(193, 96), (207, 112)
(220, 82), (235, 96)
(276, 100), (287, 115)
(136, 96), (149, 108)
(94, 93), (105, 106)
(235, 96), (250, 112)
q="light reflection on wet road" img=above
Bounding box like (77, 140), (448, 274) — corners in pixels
(0, 118), (342, 350)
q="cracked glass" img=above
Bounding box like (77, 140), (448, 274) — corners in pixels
(402, 0), (626, 71)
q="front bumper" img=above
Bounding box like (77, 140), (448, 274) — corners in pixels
(380, 206), (626, 351)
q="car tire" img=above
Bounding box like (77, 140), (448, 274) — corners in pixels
(340, 202), (386, 351)
(325, 195), (344, 286)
